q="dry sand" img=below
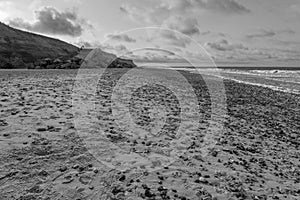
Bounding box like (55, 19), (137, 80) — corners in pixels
(0, 69), (299, 200)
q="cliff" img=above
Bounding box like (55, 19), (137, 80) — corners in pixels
(0, 22), (79, 69)
(0, 22), (136, 69)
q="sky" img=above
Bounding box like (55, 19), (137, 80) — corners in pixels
(0, 0), (300, 66)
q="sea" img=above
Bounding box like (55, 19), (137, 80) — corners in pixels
(171, 67), (300, 95)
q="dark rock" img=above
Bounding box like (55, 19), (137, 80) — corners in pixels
(79, 176), (92, 185)
(145, 189), (155, 198)
(71, 57), (83, 65)
(59, 166), (68, 172)
(87, 163), (93, 168)
(211, 150), (218, 157)
(53, 58), (63, 64)
(38, 170), (49, 177)
(37, 127), (47, 132)
(72, 164), (79, 169)
(61, 63), (71, 69)
(26, 63), (35, 69)
(28, 185), (43, 194)
(158, 186), (167, 192)
(198, 177), (209, 184)
(111, 185), (124, 195)
(78, 166), (85, 172)
(46, 64), (59, 69)
(88, 185), (94, 190)
(108, 57), (137, 68)
(142, 184), (149, 189)
(18, 194), (37, 200)
(119, 174), (126, 182)
(62, 175), (74, 184)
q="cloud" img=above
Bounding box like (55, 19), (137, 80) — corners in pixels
(120, 0), (249, 37)
(246, 29), (296, 39)
(165, 17), (200, 36)
(274, 39), (300, 47)
(74, 40), (95, 48)
(246, 29), (276, 39)
(0, 1), (21, 21)
(194, 0), (250, 14)
(207, 42), (300, 63)
(280, 29), (296, 35)
(120, 0), (250, 22)
(74, 41), (182, 63)
(120, 4), (171, 27)
(290, 4), (300, 15)
(105, 32), (136, 43)
(151, 0), (250, 15)
(206, 39), (248, 51)
(127, 48), (183, 63)
(100, 43), (130, 55)
(141, 48), (176, 56)
(75, 40), (131, 56)
(159, 31), (191, 47)
(203, 36), (300, 64)
(63, 0), (82, 4)
(9, 7), (91, 37)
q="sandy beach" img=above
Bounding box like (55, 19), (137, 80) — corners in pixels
(0, 68), (299, 200)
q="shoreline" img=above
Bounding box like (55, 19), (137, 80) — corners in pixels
(201, 72), (300, 95)
(1, 67), (300, 95)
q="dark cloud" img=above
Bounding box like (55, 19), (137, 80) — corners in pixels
(205, 38), (300, 63)
(129, 50), (183, 63)
(120, 0), (250, 22)
(167, 17), (200, 36)
(142, 48), (176, 56)
(246, 29), (276, 39)
(120, 6), (129, 14)
(105, 33), (136, 42)
(206, 39), (248, 51)
(246, 29), (296, 39)
(280, 29), (296, 35)
(9, 7), (91, 37)
(120, 0), (249, 37)
(195, 0), (250, 14)
(159, 31), (191, 47)
(274, 39), (300, 46)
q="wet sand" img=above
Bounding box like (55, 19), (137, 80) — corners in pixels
(0, 69), (299, 200)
